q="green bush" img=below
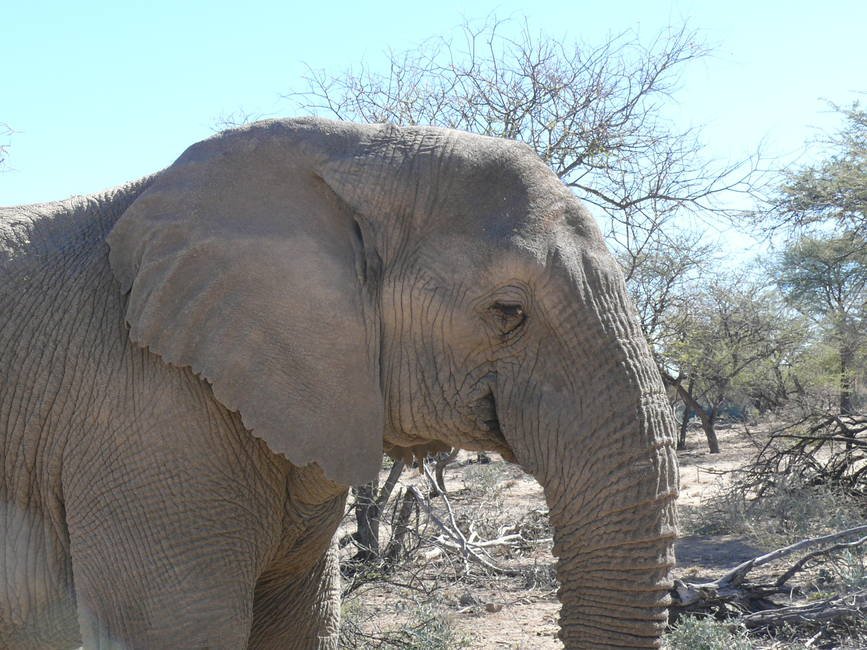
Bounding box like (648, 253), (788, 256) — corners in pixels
(664, 616), (756, 650)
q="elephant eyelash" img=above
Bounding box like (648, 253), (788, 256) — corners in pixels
(490, 302), (527, 336)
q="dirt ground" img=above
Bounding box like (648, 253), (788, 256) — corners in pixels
(339, 425), (765, 649)
(675, 425), (767, 579)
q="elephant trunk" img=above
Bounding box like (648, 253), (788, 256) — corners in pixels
(544, 392), (678, 649)
(504, 254), (678, 648)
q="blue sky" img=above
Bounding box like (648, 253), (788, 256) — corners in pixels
(2, 0), (864, 208)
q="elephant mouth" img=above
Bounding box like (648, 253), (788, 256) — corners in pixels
(473, 387), (517, 463)
(476, 390), (504, 439)
(473, 389), (499, 430)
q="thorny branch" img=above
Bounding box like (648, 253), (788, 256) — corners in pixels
(737, 413), (867, 497)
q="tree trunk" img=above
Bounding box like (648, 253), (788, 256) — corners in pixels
(840, 346), (857, 450)
(383, 488), (418, 565)
(677, 408), (689, 450)
(352, 482), (380, 562)
(664, 373), (720, 453)
(701, 405), (721, 454)
(677, 377), (694, 450)
(840, 345), (854, 417)
(351, 459), (405, 562)
(677, 404), (692, 451)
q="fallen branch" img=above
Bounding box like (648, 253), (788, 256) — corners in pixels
(775, 534), (867, 587)
(389, 464), (528, 576)
(741, 590), (867, 628)
(672, 525), (867, 626)
(715, 525), (867, 586)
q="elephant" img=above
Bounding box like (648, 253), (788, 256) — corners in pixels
(0, 118), (678, 649)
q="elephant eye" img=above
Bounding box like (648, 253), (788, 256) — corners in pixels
(490, 302), (526, 336)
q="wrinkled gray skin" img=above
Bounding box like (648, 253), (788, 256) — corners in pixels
(0, 118), (677, 649)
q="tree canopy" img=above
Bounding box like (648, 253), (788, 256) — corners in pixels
(763, 106), (867, 417)
(766, 104), (867, 237)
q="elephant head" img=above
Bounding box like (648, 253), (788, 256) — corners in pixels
(107, 118), (678, 648)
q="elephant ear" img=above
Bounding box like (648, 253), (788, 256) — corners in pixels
(107, 121), (385, 486)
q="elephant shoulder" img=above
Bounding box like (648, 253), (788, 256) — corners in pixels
(1, 178), (153, 271)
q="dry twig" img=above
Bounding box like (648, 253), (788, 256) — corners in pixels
(405, 465), (524, 576)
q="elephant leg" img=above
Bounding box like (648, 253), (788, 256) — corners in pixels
(70, 546), (259, 648)
(67, 513), (266, 649)
(63, 465), (280, 649)
(248, 541), (341, 650)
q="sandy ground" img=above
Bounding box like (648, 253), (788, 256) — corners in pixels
(674, 425), (767, 579)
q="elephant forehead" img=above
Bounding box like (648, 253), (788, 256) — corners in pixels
(421, 205), (604, 284)
(406, 232), (551, 290)
(432, 190), (568, 246)
(430, 163), (597, 250)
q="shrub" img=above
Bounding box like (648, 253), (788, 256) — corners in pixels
(664, 616), (756, 650)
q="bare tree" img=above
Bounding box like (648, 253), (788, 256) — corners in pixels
(621, 231), (715, 350)
(289, 16), (758, 266)
(0, 123), (13, 168)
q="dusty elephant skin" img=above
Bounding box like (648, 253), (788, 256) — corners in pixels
(0, 118), (678, 649)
